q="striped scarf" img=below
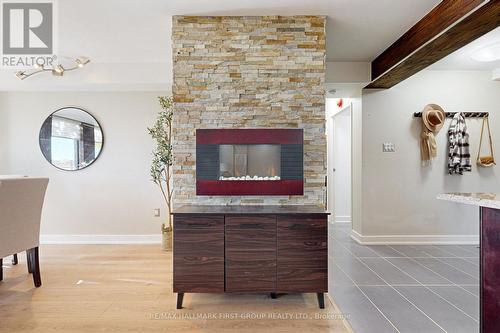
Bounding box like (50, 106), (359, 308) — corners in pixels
(448, 113), (471, 175)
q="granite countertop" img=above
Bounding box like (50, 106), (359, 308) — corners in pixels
(437, 193), (500, 209)
(172, 205), (330, 215)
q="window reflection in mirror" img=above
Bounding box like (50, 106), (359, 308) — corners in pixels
(39, 108), (103, 171)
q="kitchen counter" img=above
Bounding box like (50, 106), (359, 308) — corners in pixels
(437, 192), (500, 209)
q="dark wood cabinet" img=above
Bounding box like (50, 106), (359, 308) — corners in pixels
(226, 215), (276, 292)
(277, 215), (327, 292)
(173, 215), (224, 293)
(172, 206), (329, 309)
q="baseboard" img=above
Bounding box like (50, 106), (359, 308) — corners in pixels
(350, 229), (479, 245)
(40, 234), (161, 244)
(334, 215), (351, 223)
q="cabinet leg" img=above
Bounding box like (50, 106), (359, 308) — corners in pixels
(270, 292), (277, 299)
(12, 254), (18, 265)
(176, 293), (184, 309)
(317, 293), (325, 309)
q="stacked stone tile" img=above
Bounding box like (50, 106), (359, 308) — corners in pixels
(172, 16), (326, 206)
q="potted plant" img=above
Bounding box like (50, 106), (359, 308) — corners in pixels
(148, 96), (174, 251)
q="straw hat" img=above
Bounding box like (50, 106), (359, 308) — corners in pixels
(422, 104), (446, 133)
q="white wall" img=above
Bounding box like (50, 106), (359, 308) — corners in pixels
(0, 102), (6, 168)
(326, 62), (371, 84)
(0, 92), (166, 241)
(351, 97), (363, 234)
(358, 70), (500, 244)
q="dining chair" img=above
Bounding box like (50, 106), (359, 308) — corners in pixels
(0, 177), (49, 287)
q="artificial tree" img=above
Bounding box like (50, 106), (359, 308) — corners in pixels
(148, 96), (174, 250)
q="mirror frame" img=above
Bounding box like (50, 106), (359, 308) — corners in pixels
(39, 107), (104, 171)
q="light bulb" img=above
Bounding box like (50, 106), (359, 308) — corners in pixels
(15, 71), (27, 80)
(76, 57), (90, 68)
(52, 65), (65, 76)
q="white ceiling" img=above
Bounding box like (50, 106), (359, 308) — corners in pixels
(430, 26), (500, 71)
(0, 0), (442, 90)
(57, 0), (441, 62)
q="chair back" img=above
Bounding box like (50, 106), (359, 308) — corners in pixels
(0, 177), (49, 258)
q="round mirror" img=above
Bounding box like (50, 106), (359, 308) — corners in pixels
(39, 107), (103, 171)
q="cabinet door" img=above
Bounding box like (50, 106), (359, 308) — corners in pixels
(277, 214), (327, 292)
(173, 215), (224, 293)
(225, 215), (277, 292)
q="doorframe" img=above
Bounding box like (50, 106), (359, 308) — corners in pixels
(327, 103), (352, 225)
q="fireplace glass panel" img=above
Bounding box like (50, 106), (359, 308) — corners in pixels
(219, 144), (281, 180)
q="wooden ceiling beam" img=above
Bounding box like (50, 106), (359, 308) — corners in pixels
(367, 0), (498, 89)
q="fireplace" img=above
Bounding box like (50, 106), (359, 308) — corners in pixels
(196, 129), (303, 195)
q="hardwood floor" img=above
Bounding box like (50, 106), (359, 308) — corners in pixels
(0, 245), (350, 333)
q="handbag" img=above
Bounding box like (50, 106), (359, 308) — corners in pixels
(477, 116), (496, 167)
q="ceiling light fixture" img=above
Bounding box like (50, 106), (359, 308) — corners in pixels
(75, 57), (90, 68)
(15, 57), (90, 80)
(52, 65), (65, 76)
(471, 42), (500, 62)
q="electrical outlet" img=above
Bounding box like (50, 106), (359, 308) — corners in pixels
(154, 208), (160, 217)
(382, 142), (396, 152)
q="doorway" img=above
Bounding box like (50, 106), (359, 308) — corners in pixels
(327, 102), (352, 225)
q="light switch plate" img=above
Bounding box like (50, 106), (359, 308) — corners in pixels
(382, 142), (396, 152)
(154, 208), (160, 217)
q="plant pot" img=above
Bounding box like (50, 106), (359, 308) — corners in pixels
(161, 224), (173, 252)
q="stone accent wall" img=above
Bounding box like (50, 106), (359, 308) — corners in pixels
(172, 16), (326, 207)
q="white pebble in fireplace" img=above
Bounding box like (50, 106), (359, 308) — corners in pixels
(219, 175), (281, 181)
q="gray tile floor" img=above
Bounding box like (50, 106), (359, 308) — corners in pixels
(329, 223), (479, 333)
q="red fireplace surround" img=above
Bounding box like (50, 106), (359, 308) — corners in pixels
(196, 129), (304, 196)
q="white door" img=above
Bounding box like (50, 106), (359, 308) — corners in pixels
(328, 104), (352, 224)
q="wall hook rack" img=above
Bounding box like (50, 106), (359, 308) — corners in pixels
(413, 111), (489, 118)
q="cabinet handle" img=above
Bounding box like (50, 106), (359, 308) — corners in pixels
(187, 223), (211, 227)
(288, 223), (324, 230)
(289, 224), (312, 230)
(184, 256), (207, 262)
(238, 223), (264, 229)
(304, 241), (323, 247)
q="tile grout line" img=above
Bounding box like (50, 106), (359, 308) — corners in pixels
(331, 229), (401, 332)
(422, 245), (459, 258)
(436, 244), (479, 256)
(429, 256), (479, 281)
(406, 245), (480, 287)
(334, 235), (448, 333)
(334, 228), (479, 321)
(422, 245), (479, 268)
(428, 245), (468, 257)
(386, 245), (479, 299)
(332, 284), (479, 287)
(333, 263), (402, 333)
(373, 250), (479, 323)
(331, 226), (479, 298)
(460, 256), (480, 267)
(344, 256), (478, 259)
